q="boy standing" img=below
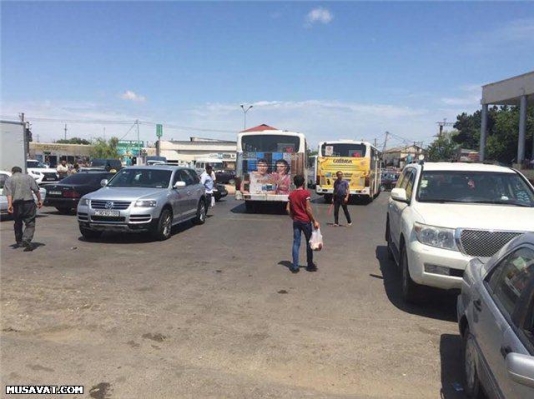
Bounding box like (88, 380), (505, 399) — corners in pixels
(287, 175), (320, 273)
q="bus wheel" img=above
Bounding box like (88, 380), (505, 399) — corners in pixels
(324, 194), (332, 203)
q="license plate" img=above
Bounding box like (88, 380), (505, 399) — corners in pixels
(45, 177), (56, 181)
(94, 210), (120, 217)
(49, 191), (62, 195)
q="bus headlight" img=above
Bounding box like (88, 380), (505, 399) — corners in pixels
(414, 222), (458, 251)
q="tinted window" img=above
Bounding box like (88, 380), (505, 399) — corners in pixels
(401, 169), (416, 198)
(417, 171), (534, 205)
(0, 173), (9, 188)
(176, 170), (195, 186)
(242, 135), (301, 153)
(320, 143), (367, 157)
(487, 247), (534, 316)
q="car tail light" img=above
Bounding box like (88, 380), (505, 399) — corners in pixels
(63, 190), (81, 198)
(365, 176), (370, 186)
(316, 176), (320, 186)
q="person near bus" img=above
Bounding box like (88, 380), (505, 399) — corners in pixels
(287, 174), (320, 273)
(201, 165), (215, 208)
(332, 171), (352, 227)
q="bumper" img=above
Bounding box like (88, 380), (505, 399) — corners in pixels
(407, 240), (471, 290)
(77, 205), (157, 232)
(44, 198), (78, 207)
(315, 186), (371, 196)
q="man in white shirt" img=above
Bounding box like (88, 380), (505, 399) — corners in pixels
(200, 165), (215, 208)
(56, 159), (69, 179)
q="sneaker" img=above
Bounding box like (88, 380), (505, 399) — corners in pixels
(333, 223), (339, 227)
(290, 268), (300, 274)
(306, 264), (318, 272)
(348, 223), (352, 226)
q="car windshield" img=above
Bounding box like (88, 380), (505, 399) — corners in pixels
(107, 169), (172, 188)
(417, 171), (534, 207)
(27, 161), (47, 168)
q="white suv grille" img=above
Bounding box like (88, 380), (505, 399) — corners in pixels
(458, 229), (524, 257)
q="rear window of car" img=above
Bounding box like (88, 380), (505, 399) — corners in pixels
(60, 173), (112, 185)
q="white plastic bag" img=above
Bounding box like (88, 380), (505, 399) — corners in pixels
(211, 195), (215, 207)
(309, 227), (323, 251)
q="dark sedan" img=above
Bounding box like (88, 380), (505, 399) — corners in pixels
(381, 172), (400, 191)
(44, 171), (115, 214)
(213, 183), (228, 201)
(215, 170), (236, 185)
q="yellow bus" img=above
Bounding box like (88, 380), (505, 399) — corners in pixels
(315, 140), (381, 203)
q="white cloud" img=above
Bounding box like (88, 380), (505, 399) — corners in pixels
(305, 7), (333, 26)
(464, 18), (534, 53)
(120, 90), (146, 102)
(440, 84), (481, 107)
(3, 98), (461, 149)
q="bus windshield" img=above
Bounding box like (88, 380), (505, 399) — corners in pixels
(242, 135), (301, 153)
(320, 143), (367, 157)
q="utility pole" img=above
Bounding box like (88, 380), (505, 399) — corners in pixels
(436, 118), (454, 137)
(136, 119), (140, 165)
(382, 131), (389, 152)
(64, 124), (68, 140)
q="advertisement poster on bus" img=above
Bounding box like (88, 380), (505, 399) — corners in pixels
(239, 151), (305, 198)
(317, 156), (370, 190)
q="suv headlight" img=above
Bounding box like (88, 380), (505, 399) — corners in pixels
(414, 222), (458, 251)
(79, 198), (90, 206)
(134, 200), (157, 207)
(32, 171), (42, 175)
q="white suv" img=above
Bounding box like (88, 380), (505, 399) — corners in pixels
(385, 161), (534, 303)
(26, 160), (59, 184)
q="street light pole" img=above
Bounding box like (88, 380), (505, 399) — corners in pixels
(240, 104), (253, 130)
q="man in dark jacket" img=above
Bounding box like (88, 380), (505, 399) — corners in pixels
(4, 166), (42, 251)
(332, 171), (352, 227)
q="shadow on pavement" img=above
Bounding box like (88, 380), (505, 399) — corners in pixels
(375, 245), (458, 322)
(77, 219), (198, 245)
(440, 334), (468, 399)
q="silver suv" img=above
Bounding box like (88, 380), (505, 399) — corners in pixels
(77, 166), (206, 241)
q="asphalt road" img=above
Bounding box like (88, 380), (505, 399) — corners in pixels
(1, 193), (467, 399)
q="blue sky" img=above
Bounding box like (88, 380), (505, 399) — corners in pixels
(2, 1), (533, 149)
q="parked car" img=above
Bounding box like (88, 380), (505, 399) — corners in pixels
(213, 183), (228, 201)
(385, 161), (534, 303)
(381, 172), (400, 191)
(215, 170), (236, 185)
(457, 232), (534, 399)
(0, 170), (46, 217)
(77, 166), (206, 241)
(44, 170), (115, 214)
(26, 159), (59, 184)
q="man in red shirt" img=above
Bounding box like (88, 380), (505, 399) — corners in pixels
(286, 175), (320, 273)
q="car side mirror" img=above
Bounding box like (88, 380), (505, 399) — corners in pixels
(100, 179), (109, 187)
(506, 353), (534, 388)
(391, 188), (409, 203)
(174, 181), (186, 189)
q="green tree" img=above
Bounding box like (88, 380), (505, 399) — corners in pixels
(90, 137), (120, 159)
(451, 105), (534, 164)
(56, 137), (91, 145)
(426, 131), (459, 161)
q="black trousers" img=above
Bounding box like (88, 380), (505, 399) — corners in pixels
(333, 197), (352, 224)
(13, 200), (37, 244)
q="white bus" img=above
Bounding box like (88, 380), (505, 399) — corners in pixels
(315, 140), (381, 202)
(235, 129), (308, 212)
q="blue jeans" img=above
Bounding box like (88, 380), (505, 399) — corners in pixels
(292, 220), (313, 271)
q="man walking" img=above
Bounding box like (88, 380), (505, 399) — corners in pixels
(4, 166), (43, 251)
(332, 171), (352, 227)
(287, 174), (320, 273)
(200, 165), (215, 208)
